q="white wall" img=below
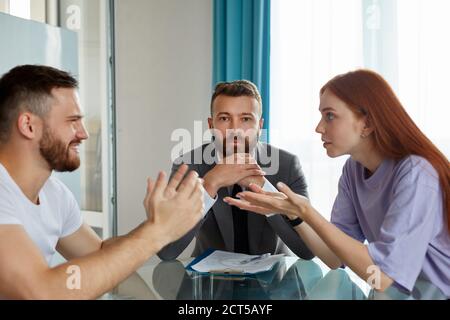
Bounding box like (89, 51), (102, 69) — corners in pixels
(115, 0), (212, 242)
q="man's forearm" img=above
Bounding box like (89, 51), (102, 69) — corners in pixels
(40, 222), (166, 299)
(203, 176), (220, 198)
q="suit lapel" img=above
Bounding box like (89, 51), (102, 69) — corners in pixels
(205, 143), (273, 253)
(246, 143), (271, 252)
(256, 142), (271, 170)
(247, 212), (266, 253)
(212, 187), (235, 251)
(201, 144), (235, 251)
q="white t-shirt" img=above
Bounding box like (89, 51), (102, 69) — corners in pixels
(0, 164), (83, 265)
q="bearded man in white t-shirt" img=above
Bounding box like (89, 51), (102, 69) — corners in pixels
(0, 65), (204, 299)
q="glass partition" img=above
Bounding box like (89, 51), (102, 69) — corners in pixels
(0, 0), (116, 238)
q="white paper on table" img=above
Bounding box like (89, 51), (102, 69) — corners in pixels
(190, 250), (285, 274)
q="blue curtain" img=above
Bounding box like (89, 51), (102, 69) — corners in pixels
(213, 0), (271, 138)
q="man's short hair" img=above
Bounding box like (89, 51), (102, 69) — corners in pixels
(210, 80), (262, 117)
(0, 65), (78, 143)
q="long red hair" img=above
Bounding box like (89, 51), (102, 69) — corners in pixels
(321, 69), (450, 232)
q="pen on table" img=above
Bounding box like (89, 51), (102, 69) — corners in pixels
(239, 253), (271, 265)
(209, 269), (245, 274)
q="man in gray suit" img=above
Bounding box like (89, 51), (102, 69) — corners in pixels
(158, 80), (314, 260)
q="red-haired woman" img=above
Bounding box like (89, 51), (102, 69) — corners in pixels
(224, 69), (450, 297)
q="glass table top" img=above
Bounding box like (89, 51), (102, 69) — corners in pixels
(109, 257), (447, 300)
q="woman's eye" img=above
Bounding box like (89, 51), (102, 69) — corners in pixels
(326, 112), (335, 121)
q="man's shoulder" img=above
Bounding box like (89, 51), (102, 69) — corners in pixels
(173, 143), (215, 168)
(257, 143), (303, 178)
(262, 142), (293, 154)
(258, 143), (298, 163)
(0, 171), (24, 223)
(44, 175), (76, 201)
(181, 143), (212, 157)
(0, 169), (23, 206)
(0, 180), (18, 207)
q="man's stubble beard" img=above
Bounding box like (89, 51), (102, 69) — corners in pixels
(39, 126), (81, 172)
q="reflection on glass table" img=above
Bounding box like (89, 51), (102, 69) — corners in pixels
(108, 256), (448, 300)
(109, 257), (447, 300)
(149, 257), (367, 300)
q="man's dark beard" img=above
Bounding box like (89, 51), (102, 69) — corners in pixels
(222, 136), (250, 157)
(39, 127), (80, 172)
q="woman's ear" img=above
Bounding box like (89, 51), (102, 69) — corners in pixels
(361, 117), (375, 138)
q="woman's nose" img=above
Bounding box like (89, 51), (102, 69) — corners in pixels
(315, 119), (325, 134)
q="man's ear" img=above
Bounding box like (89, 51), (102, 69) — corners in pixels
(208, 117), (213, 129)
(257, 118), (265, 140)
(17, 112), (41, 140)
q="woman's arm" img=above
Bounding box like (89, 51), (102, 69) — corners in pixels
(293, 222), (342, 269)
(300, 204), (393, 291)
(225, 182), (394, 291)
(225, 183), (340, 266)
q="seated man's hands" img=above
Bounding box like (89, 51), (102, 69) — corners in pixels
(202, 153), (266, 197)
(236, 154), (266, 189)
(143, 164), (204, 247)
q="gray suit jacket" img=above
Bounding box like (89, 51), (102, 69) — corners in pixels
(157, 143), (314, 260)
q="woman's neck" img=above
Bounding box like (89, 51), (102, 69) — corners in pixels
(351, 140), (385, 174)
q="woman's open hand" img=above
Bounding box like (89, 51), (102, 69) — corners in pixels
(224, 182), (311, 220)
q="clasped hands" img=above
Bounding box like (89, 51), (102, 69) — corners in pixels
(202, 153), (267, 198)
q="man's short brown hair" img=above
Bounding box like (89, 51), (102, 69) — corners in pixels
(210, 80), (262, 117)
(0, 65), (78, 143)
